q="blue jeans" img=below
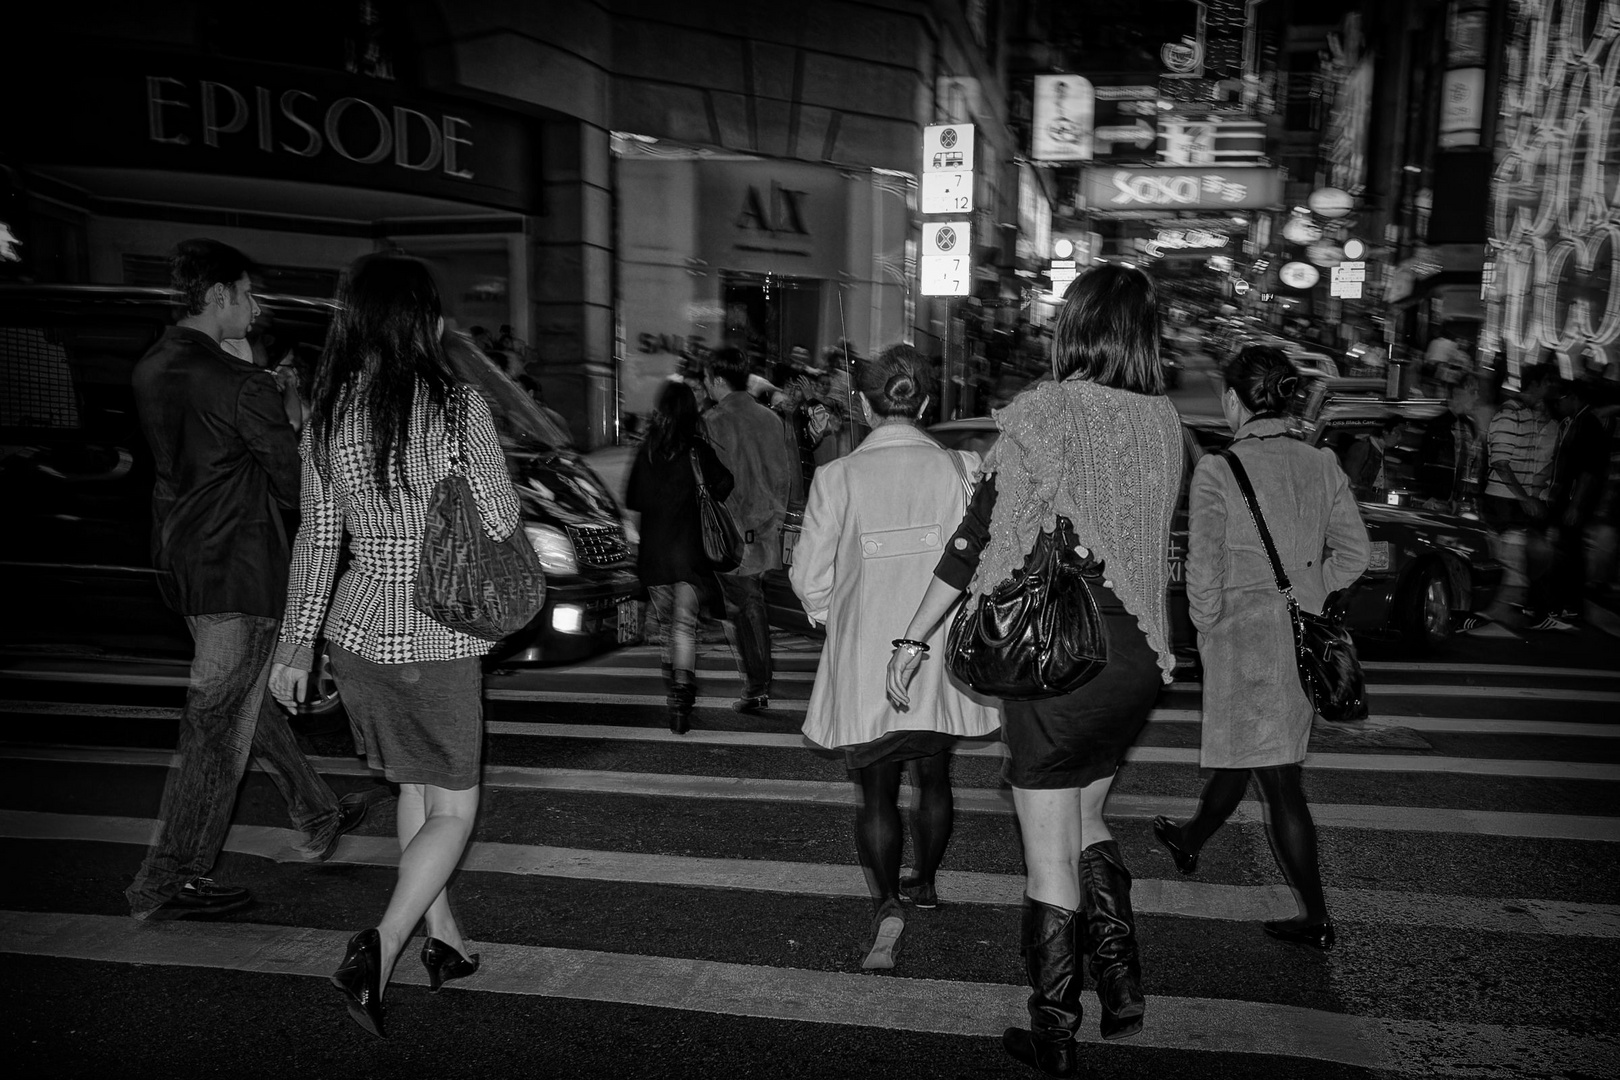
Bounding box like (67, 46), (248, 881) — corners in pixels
(649, 582), (699, 675)
(126, 613), (344, 917)
(718, 572), (772, 698)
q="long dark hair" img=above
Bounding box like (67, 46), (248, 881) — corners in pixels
(1050, 263), (1164, 395)
(310, 255), (458, 494)
(646, 380), (702, 460)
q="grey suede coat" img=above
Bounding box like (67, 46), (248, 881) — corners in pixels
(1186, 418), (1371, 767)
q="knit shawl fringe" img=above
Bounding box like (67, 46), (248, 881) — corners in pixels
(971, 379), (1185, 684)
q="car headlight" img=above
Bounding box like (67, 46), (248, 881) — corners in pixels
(524, 524), (578, 575)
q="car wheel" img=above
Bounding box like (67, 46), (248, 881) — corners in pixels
(298, 645), (344, 716)
(1401, 562), (1453, 649)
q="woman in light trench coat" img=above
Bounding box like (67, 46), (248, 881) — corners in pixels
(1155, 345), (1370, 952)
(790, 345), (999, 970)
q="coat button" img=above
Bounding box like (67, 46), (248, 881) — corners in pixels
(1306, 559), (1313, 567)
(863, 540), (878, 555)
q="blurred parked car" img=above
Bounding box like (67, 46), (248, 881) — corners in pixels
(0, 285), (637, 712)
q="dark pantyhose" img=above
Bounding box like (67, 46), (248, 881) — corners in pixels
(1181, 763), (1327, 922)
(852, 750), (954, 909)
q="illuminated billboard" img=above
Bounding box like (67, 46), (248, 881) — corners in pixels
(1079, 167), (1284, 212)
(1486, 2), (1620, 379)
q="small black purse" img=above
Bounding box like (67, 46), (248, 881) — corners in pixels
(946, 516), (1109, 701)
(1219, 450), (1368, 723)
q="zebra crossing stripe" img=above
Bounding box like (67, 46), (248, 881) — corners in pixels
(0, 745), (1614, 842)
(8, 697), (1620, 741)
(3, 810), (1614, 939)
(1, 911), (1612, 1076)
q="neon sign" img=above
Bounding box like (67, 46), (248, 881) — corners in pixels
(1486, 0), (1620, 381)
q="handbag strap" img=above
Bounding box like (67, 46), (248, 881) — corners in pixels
(944, 448), (975, 506)
(446, 385), (469, 478)
(689, 444), (709, 496)
(1219, 450), (1295, 601)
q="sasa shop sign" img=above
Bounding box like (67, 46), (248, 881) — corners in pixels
(1081, 167), (1283, 212)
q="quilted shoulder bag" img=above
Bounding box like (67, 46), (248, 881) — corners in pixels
(946, 514), (1109, 701)
(1219, 450), (1368, 722)
(413, 386), (546, 640)
(691, 444), (745, 573)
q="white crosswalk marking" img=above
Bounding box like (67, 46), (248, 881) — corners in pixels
(1, 652), (1616, 1076)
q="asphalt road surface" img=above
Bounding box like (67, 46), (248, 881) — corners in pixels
(2, 615), (1617, 1079)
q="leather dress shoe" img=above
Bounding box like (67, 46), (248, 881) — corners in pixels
(146, 877), (254, 920)
(1264, 918), (1335, 951)
(421, 937), (481, 992)
(732, 694), (769, 714)
(310, 792), (370, 862)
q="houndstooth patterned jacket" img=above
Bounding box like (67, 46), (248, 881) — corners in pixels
(274, 385), (521, 669)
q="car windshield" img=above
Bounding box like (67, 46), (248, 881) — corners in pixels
(443, 333), (574, 451)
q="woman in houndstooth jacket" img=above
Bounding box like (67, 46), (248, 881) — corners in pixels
(269, 255), (519, 1037)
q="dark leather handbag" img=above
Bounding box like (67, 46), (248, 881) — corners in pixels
(946, 516), (1109, 700)
(691, 446), (744, 573)
(1220, 451), (1368, 723)
(413, 388), (546, 641)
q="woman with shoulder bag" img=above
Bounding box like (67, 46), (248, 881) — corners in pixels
(1153, 345), (1370, 952)
(886, 266), (1185, 1077)
(790, 345), (998, 971)
(268, 255), (519, 1037)
(626, 380), (735, 733)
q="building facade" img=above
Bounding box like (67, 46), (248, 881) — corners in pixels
(1, 0), (1023, 444)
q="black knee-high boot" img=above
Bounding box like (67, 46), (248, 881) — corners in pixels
(1080, 840), (1145, 1040)
(1002, 897), (1082, 1078)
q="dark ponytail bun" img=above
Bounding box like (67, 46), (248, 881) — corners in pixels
(860, 344), (932, 417)
(1221, 344), (1299, 417)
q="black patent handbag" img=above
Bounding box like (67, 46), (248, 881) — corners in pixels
(1219, 450), (1368, 723)
(946, 516), (1109, 701)
(413, 388), (546, 641)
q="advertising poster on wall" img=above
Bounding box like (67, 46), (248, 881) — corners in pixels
(1031, 74), (1095, 161)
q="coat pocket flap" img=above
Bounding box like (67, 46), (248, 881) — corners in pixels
(859, 523), (944, 559)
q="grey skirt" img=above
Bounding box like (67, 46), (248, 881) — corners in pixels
(328, 645), (484, 790)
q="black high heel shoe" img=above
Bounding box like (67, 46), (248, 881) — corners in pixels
(331, 928), (386, 1037)
(1152, 815), (1199, 875)
(421, 937), (481, 992)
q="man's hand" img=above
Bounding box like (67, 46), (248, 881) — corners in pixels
(1519, 497), (1546, 521)
(269, 663), (309, 713)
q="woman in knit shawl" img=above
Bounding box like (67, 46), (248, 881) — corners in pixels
(887, 265), (1182, 1078)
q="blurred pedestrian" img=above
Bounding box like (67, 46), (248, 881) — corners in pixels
(702, 347), (797, 712)
(270, 255), (520, 1037)
(888, 265), (1184, 1071)
(1537, 377), (1609, 626)
(625, 381), (734, 733)
(1154, 345), (1370, 956)
(1418, 375), (1486, 511)
(1480, 364), (1561, 630)
(125, 239), (367, 922)
(791, 345), (997, 970)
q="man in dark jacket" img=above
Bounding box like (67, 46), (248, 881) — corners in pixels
(125, 239), (364, 920)
(702, 347), (796, 712)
